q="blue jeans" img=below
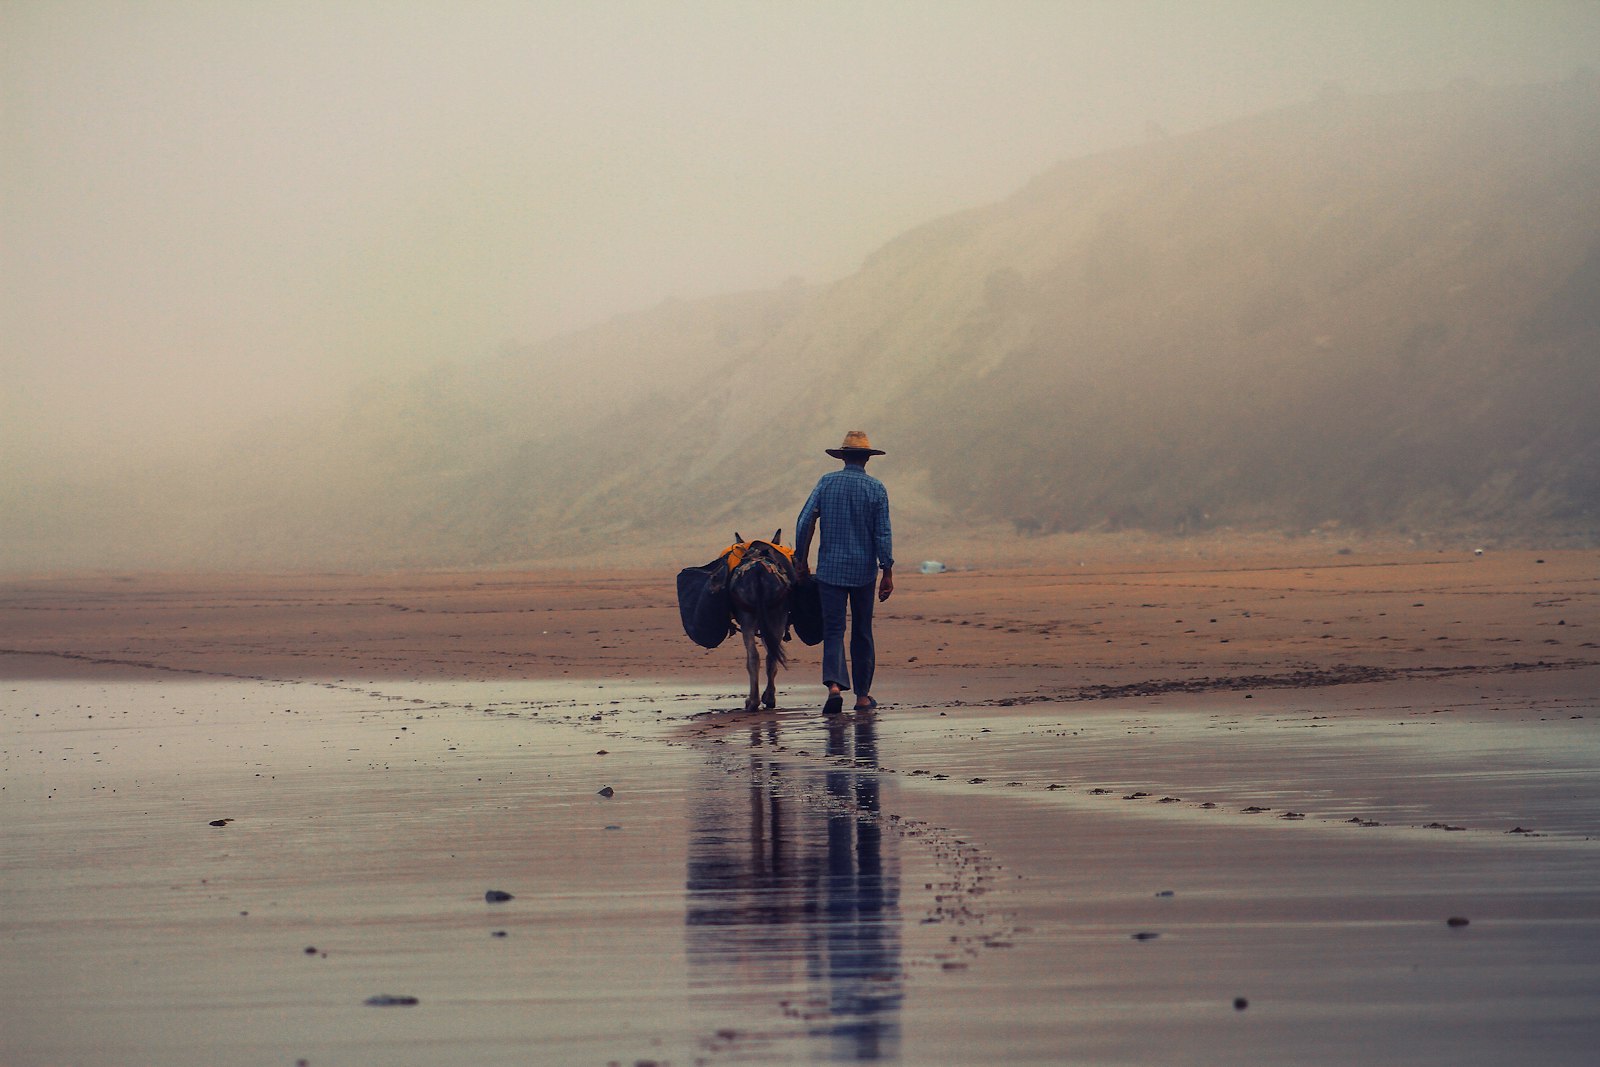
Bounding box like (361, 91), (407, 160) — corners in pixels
(818, 580), (876, 696)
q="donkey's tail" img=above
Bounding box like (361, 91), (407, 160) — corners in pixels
(760, 569), (790, 668)
(753, 563), (790, 668)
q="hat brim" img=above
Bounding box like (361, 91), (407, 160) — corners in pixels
(826, 447), (885, 458)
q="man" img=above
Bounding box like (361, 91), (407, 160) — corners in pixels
(794, 430), (894, 714)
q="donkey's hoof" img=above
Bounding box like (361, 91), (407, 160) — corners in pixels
(762, 694), (777, 709)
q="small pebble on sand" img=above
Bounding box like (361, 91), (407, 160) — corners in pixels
(364, 994), (419, 1007)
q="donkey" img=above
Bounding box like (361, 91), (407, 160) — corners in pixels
(727, 530), (796, 711)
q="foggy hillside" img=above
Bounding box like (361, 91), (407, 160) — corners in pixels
(7, 78), (1599, 571)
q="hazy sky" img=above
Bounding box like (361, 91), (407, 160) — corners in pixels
(5, 0), (1599, 473)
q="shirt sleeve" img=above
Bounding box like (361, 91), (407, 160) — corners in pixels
(794, 483), (822, 563)
(874, 483), (893, 570)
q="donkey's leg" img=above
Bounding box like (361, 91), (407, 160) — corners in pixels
(762, 635), (780, 709)
(743, 629), (761, 711)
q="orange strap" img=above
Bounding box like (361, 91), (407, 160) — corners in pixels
(719, 539), (794, 572)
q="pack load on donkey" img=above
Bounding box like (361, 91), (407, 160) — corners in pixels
(676, 532), (821, 650)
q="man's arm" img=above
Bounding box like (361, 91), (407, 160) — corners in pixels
(794, 485), (821, 578)
(874, 483), (893, 600)
(874, 483), (893, 596)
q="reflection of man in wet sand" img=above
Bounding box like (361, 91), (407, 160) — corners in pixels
(821, 715), (898, 1059)
(795, 430), (894, 715)
(683, 715), (901, 1059)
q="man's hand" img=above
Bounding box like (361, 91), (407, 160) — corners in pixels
(797, 558), (810, 581)
(878, 567), (894, 602)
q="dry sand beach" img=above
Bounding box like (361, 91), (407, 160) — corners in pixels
(3, 546), (1598, 1065)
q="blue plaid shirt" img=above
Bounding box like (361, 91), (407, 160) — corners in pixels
(795, 465), (893, 588)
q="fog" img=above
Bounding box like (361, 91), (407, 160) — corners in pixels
(5, 1), (1599, 483)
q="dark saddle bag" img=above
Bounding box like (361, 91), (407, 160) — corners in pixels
(676, 556), (734, 649)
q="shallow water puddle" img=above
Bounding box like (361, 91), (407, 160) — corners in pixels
(7, 677), (1600, 1066)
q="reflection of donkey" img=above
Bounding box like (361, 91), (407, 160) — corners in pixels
(728, 530), (796, 711)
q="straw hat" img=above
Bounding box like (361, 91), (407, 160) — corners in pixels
(826, 429), (885, 458)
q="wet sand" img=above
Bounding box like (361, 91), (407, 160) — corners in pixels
(3, 547), (1598, 1064)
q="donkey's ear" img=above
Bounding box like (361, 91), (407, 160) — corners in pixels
(772, 528), (783, 544)
(733, 531), (743, 544)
